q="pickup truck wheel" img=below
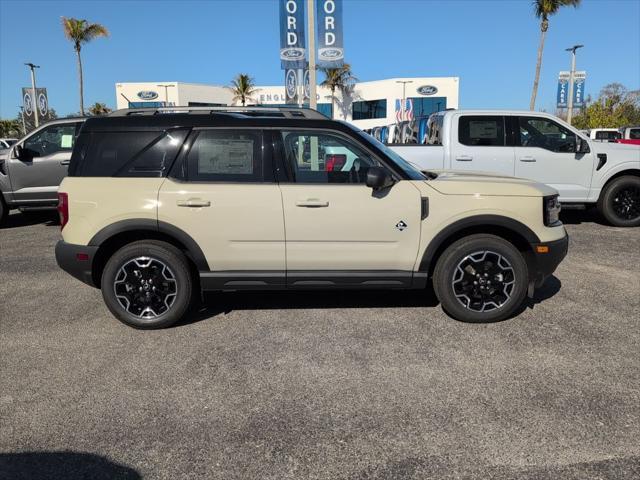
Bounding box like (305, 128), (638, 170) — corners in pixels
(433, 234), (528, 323)
(598, 176), (640, 227)
(101, 240), (193, 329)
(0, 197), (6, 225)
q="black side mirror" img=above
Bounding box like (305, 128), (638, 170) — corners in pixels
(366, 166), (394, 190)
(13, 144), (23, 159)
(577, 137), (590, 154)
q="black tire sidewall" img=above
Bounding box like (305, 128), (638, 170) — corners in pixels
(101, 241), (193, 329)
(0, 197), (7, 225)
(433, 234), (529, 323)
(599, 176), (640, 227)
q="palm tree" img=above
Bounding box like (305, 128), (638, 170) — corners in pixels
(320, 64), (357, 119)
(227, 74), (258, 106)
(61, 17), (109, 116)
(88, 102), (112, 116)
(529, 0), (581, 110)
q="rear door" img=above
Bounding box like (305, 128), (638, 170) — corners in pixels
(158, 128), (286, 284)
(274, 128), (422, 286)
(449, 115), (515, 176)
(514, 115), (594, 201)
(7, 121), (82, 204)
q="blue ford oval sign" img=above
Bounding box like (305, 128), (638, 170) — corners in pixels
(417, 85), (438, 96)
(137, 90), (159, 100)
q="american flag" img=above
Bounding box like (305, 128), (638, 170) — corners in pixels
(405, 98), (414, 121)
(395, 98), (414, 122)
(395, 99), (403, 123)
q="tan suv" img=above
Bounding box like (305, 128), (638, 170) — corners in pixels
(55, 107), (568, 329)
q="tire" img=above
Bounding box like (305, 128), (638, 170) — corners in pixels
(597, 175), (640, 227)
(433, 234), (529, 323)
(0, 196), (7, 226)
(101, 240), (194, 329)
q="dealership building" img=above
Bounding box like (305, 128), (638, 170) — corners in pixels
(115, 76), (459, 129)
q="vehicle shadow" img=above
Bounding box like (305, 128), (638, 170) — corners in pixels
(177, 286), (441, 328)
(0, 211), (59, 229)
(0, 451), (141, 480)
(559, 207), (608, 226)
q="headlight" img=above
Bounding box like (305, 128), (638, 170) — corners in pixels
(543, 194), (561, 226)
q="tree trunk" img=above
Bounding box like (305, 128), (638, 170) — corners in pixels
(530, 24), (547, 111)
(76, 47), (84, 116)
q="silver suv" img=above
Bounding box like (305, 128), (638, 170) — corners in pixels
(0, 117), (85, 224)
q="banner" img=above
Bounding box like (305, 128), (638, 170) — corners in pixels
(556, 72), (570, 108)
(285, 69), (299, 104)
(316, 0), (344, 68)
(279, 0), (306, 70)
(573, 71), (586, 108)
(22, 87), (49, 120)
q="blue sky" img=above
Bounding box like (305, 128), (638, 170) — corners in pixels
(0, 0), (638, 118)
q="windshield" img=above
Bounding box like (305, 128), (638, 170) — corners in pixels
(342, 123), (426, 180)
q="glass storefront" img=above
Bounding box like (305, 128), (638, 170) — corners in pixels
(352, 99), (387, 120)
(409, 97), (447, 118)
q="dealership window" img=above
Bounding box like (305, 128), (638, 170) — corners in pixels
(188, 102), (226, 107)
(186, 130), (263, 182)
(257, 103), (333, 118)
(128, 101), (165, 108)
(352, 99), (387, 120)
(409, 97), (447, 118)
(458, 116), (506, 147)
(316, 103), (333, 118)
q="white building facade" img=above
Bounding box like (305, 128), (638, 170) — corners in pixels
(115, 77), (459, 129)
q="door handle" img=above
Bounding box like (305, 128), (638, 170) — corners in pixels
(519, 156), (536, 162)
(60, 160), (70, 165)
(176, 198), (211, 207)
(455, 155), (473, 162)
(296, 199), (329, 208)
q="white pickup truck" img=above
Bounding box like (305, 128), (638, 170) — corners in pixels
(390, 110), (640, 227)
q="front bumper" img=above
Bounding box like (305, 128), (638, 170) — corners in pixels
(55, 240), (99, 287)
(530, 234), (569, 287)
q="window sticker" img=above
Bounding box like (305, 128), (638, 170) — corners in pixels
(197, 139), (254, 174)
(60, 134), (74, 148)
(469, 121), (498, 139)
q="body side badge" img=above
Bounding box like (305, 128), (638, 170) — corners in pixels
(395, 221), (408, 231)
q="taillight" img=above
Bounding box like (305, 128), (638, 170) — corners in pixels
(58, 192), (69, 230)
(325, 154), (347, 172)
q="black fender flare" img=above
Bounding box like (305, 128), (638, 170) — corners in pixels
(418, 214), (541, 273)
(88, 219), (209, 271)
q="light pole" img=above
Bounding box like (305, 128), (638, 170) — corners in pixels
(565, 44), (583, 125)
(307, 0), (317, 110)
(396, 80), (413, 122)
(157, 84), (175, 106)
(19, 106), (26, 135)
(24, 62), (40, 127)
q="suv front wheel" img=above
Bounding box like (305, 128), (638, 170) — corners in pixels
(433, 234), (529, 323)
(101, 240), (193, 329)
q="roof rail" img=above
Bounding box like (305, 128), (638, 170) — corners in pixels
(108, 105), (328, 119)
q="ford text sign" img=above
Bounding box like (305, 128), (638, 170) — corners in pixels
(137, 91), (159, 100)
(316, 0), (344, 68)
(279, 0), (306, 69)
(417, 85), (438, 96)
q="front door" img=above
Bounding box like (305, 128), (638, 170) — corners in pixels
(274, 129), (423, 287)
(158, 129), (286, 285)
(7, 121), (81, 204)
(514, 115), (594, 202)
(450, 115), (515, 176)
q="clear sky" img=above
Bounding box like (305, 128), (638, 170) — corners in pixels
(0, 0), (638, 118)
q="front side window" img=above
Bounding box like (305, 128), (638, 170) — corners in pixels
(186, 130), (263, 182)
(23, 123), (77, 157)
(458, 116), (505, 147)
(518, 117), (577, 153)
(279, 130), (388, 184)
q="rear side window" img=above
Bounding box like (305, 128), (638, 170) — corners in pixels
(630, 129), (640, 140)
(595, 130), (621, 141)
(70, 129), (188, 177)
(186, 129), (263, 182)
(458, 116), (505, 146)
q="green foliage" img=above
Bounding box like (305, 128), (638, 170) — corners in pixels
(320, 64), (357, 119)
(61, 17), (109, 52)
(87, 102), (112, 116)
(227, 74), (259, 107)
(0, 119), (22, 138)
(572, 83), (640, 129)
(532, 0), (581, 30)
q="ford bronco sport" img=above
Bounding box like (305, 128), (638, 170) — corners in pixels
(55, 107), (568, 329)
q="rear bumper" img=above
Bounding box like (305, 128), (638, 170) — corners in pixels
(530, 234), (569, 287)
(55, 240), (98, 287)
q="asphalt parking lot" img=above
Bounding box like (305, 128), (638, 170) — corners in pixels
(1, 209), (639, 480)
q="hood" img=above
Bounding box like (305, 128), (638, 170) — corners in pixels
(425, 170), (558, 197)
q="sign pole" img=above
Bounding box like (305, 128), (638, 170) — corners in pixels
(307, 0), (317, 110)
(19, 106), (26, 135)
(565, 44), (583, 125)
(25, 63), (40, 127)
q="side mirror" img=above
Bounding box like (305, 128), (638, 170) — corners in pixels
(577, 137), (590, 154)
(366, 166), (394, 190)
(13, 144), (23, 159)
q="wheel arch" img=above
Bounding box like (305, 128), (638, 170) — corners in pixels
(89, 219), (208, 288)
(419, 215), (541, 278)
(601, 169), (640, 191)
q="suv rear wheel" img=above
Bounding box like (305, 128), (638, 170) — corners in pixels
(101, 240), (193, 329)
(598, 175), (640, 227)
(0, 197), (7, 226)
(433, 234), (528, 323)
